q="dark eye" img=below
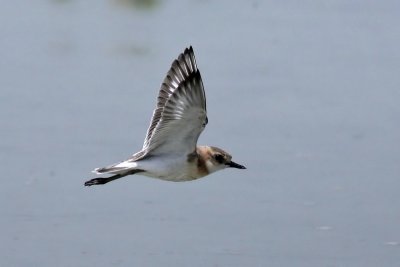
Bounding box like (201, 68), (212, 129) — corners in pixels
(214, 154), (224, 163)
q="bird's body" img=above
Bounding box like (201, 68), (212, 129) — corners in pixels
(101, 151), (201, 182)
(85, 47), (245, 186)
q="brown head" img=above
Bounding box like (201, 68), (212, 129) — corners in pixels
(197, 146), (246, 175)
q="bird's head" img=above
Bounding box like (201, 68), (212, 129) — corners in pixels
(201, 146), (246, 174)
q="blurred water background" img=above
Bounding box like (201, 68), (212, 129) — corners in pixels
(1, 0), (399, 266)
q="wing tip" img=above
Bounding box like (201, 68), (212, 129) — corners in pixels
(185, 45), (194, 54)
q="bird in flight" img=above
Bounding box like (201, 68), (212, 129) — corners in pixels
(84, 46), (245, 186)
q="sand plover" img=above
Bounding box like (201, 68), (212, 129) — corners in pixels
(85, 47), (245, 186)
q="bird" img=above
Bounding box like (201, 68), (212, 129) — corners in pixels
(84, 46), (245, 186)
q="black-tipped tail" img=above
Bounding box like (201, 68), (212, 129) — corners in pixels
(84, 174), (123, 186)
(84, 169), (144, 186)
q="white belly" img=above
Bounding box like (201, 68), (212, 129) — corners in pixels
(136, 155), (202, 182)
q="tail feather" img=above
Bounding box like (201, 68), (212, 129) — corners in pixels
(93, 166), (126, 174)
(92, 161), (138, 175)
(85, 169), (145, 186)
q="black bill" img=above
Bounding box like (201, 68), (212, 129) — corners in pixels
(227, 161), (246, 169)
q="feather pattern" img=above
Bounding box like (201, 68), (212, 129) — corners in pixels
(133, 46), (207, 161)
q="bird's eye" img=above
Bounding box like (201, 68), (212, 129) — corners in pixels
(214, 154), (224, 163)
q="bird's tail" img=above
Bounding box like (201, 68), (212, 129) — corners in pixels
(85, 168), (143, 186)
(85, 161), (143, 186)
(92, 161), (138, 175)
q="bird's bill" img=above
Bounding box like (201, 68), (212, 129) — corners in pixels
(227, 161), (246, 169)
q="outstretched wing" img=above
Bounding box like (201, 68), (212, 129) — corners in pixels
(140, 46), (207, 157)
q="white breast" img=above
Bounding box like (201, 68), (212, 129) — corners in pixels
(136, 155), (202, 182)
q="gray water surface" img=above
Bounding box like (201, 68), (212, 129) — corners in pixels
(1, 1), (400, 266)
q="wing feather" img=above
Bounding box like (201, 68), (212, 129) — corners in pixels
(140, 46), (207, 157)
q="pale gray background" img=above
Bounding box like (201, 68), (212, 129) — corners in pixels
(1, 0), (399, 266)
